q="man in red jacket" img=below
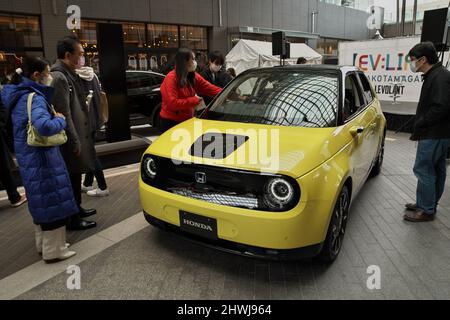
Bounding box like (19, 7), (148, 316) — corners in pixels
(160, 48), (221, 132)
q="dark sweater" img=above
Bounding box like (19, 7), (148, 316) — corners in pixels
(411, 62), (450, 141)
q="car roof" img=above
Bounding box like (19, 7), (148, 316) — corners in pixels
(126, 70), (165, 77)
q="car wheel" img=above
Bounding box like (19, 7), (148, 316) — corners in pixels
(316, 185), (350, 263)
(370, 131), (385, 177)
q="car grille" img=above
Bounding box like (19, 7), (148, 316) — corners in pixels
(168, 187), (259, 209)
(141, 155), (300, 211)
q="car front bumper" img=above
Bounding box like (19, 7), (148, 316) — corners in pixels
(139, 177), (332, 258)
(143, 211), (323, 260)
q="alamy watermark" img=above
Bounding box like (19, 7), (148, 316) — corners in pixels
(366, 265), (381, 290)
(169, 120), (281, 171)
(66, 265), (81, 290)
(66, 5), (81, 30)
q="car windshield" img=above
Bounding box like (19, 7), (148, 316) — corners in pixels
(200, 69), (339, 128)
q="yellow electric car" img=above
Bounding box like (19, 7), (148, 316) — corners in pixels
(139, 65), (386, 262)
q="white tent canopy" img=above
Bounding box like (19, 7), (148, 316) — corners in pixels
(226, 39), (322, 75)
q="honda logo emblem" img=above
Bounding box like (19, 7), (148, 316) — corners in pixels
(195, 172), (206, 184)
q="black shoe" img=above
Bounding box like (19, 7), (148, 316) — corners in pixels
(67, 219), (97, 231)
(79, 207), (97, 218)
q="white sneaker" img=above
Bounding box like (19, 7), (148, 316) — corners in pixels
(81, 185), (94, 193)
(87, 188), (110, 197)
(11, 195), (27, 208)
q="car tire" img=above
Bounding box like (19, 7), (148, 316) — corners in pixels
(370, 131), (386, 177)
(316, 185), (350, 263)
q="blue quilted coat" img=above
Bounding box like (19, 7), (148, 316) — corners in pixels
(1, 78), (78, 224)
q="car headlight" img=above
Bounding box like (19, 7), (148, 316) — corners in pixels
(262, 178), (295, 210)
(143, 156), (157, 179)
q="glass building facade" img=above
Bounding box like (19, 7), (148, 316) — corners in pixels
(0, 13), (43, 85)
(75, 20), (208, 74)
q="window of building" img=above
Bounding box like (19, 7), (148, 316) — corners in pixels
(147, 24), (178, 49)
(123, 22), (146, 48)
(180, 26), (208, 50)
(76, 20), (99, 46)
(0, 14), (42, 48)
(319, 0), (371, 12)
(316, 38), (339, 56)
(73, 20), (208, 74)
(0, 14), (43, 85)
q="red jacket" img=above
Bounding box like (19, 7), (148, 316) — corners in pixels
(160, 70), (221, 122)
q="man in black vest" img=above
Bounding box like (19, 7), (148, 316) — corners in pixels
(51, 36), (97, 230)
(404, 42), (450, 222)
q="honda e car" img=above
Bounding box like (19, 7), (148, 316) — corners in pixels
(139, 65), (386, 262)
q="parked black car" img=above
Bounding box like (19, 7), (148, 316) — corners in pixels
(126, 70), (165, 127)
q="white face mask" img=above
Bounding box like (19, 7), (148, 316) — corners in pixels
(188, 60), (197, 72)
(41, 74), (53, 86)
(409, 58), (423, 73)
(210, 63), (221, 73)
(409, 60), (418, 73)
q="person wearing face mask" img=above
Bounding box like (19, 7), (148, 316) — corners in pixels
(75, 57), (109, 197)
(50, 35), (97, 230)
(200, 51), (233, 105)
(159, 48), (222, 132)
(0, 56), (78, 262)
(403, 42), (450, 222)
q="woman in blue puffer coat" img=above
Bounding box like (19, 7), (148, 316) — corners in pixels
(1, 56), (77, 263)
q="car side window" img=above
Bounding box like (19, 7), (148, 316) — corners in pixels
(126, 72), (140, 90)
(126, 73), (155, 90)
(343, 73), (364, 121)
(358, 73), (374, 104)
(152, 75), (164, 86)
(139, 74), (154, 87)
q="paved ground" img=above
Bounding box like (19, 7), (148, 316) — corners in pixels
(1, 132), (450, 300)
(0, 164), (141, 279)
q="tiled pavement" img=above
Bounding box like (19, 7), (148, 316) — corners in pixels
(2, 132), (450, 299)
(0, 166), (141, 279)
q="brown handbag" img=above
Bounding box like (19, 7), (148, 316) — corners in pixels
(98, 90), (109, 126)
(93, 73), (109, 126)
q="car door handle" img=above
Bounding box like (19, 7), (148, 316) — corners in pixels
(350, 126), (364, 136)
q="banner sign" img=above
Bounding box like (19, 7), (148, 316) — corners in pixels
(339, 37), (426, 103)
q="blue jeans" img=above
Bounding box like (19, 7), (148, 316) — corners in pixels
(413, 139), (450, 214)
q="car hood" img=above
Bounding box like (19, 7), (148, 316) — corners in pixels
(146, 118), (349, 178)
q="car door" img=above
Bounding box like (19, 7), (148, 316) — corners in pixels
(342, 72), (376, 192)
(357, 72), (382, 164)
(126, 71), (142, 113)
(146, 73), (163, 107)
(126, 72), (158, 117)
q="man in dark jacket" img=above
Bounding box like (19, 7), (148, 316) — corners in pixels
(0, 95), (27, 208)
(51, 36), (97, 230)
(404, 42), (450, 222)
(200, 51), (233, 105)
